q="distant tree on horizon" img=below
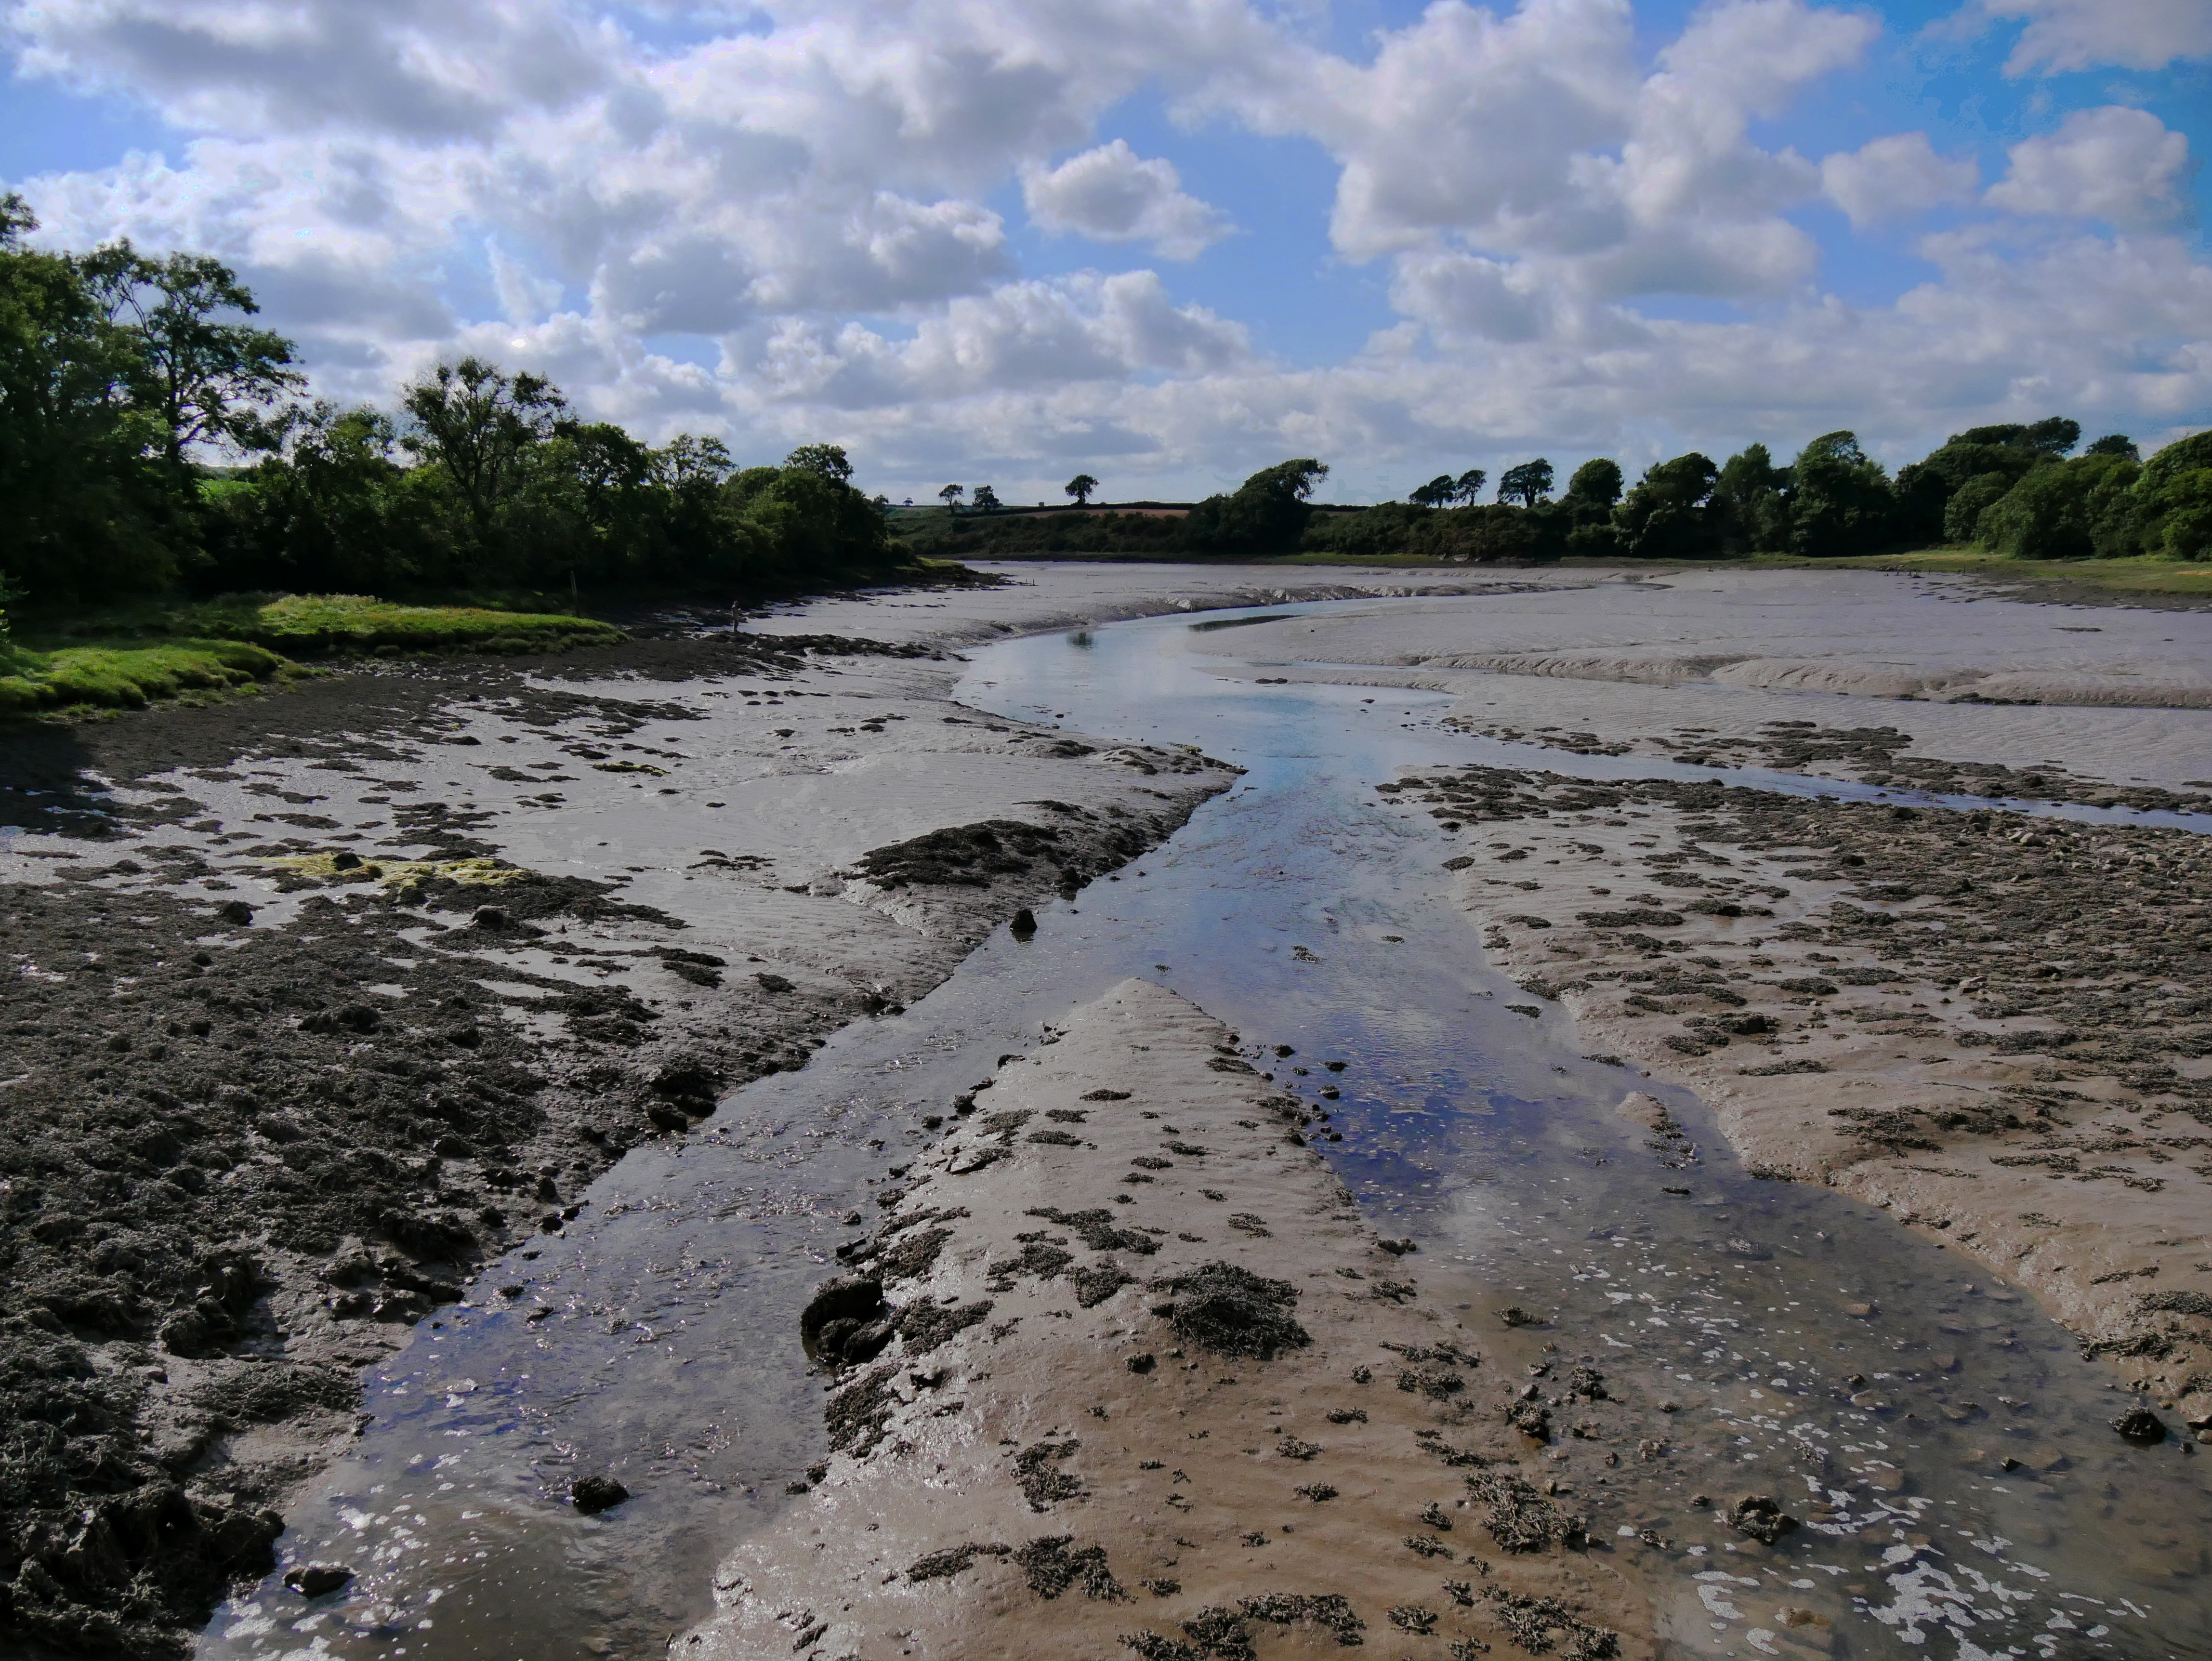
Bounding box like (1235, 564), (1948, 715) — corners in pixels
(1498, 459), (1554, 508)
(971, 484), (1001, 512)
(938, 483), (964, 511)
(1065, 472), (1098, 505)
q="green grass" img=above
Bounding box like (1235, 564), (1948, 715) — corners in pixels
(142, 593), (626, 655)
(0, 637), (295, 715)
(1, 593), (628, 717)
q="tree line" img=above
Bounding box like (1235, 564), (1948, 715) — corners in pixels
(0, 198), (895, 609)
(908, 423), (2211, 565)
(1313, 419), (2210, 564)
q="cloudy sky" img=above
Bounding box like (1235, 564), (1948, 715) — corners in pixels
(4, 0), (2208, 503)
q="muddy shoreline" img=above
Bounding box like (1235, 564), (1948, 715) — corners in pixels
(1382, 758), (2212, 1428)
(0, 568), (1515, 1658)
(8, 561), (2211, 1658)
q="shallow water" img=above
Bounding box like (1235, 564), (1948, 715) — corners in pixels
(199, 596), (2212, 1661)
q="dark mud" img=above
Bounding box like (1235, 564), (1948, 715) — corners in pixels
(1448, 717), (2212, 814)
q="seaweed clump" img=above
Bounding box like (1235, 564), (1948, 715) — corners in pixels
(1155, 1262), (1310, 1360)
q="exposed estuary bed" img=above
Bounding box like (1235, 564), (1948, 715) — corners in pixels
(195, 582), (2212, 1661)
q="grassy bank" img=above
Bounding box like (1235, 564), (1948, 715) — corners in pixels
(1, 593), (627, 716)
(0, 636), (296, 714)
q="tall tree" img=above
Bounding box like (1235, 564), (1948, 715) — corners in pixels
(1450, 467), (1488, 505)
(785, 443), (853, 481)
(80, 241), (301, 470)
(1409, 474), (1455, 507)
(399, 357), (566, 543)
(1497, 459), (1554, 508)
(938, 483), (964, 510)
(971, 484), (1002, 512)
(0, 195), (176, 598)
(1065, 472), (1098, 505)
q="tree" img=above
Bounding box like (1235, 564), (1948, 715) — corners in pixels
(1409, 474), (1455, 507)
(0, 195), (177, 599)
(1065, 473), (1099, 506)
(1612, 453), (1718, 558)
(2085, 434), (2138, 459)
(1709, 445), (1788, 554)
(399, 357), (566, 544)
(1180, 459), (1329, 553)
(1978, 452), (2140, 560)
(1788, 431), (1895, 557)
(938, 483), (964, 510)
(1563, 458), (1621, 507)
(785, 443), (853, 482)
(1498, 459), (1553, 508)
(971, 484), (1002, 512)
(80, 241), (301, 470)
(1451, 467), (1488, 505)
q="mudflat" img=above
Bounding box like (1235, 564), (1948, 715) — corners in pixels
(6, 558), (2210, 1659)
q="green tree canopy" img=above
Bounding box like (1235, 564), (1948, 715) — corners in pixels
(1065, 472), (1099, 505)
(1498, 459), (1553, 507)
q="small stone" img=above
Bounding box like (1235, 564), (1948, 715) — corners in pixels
(214, 900), (256, 925)
(285, 1564), (354, 1597)
(572, 1476), (630, 1514)
(330, 851), (364, 871)
(1010, 908), (1038, 938)
(471, 905), (509, 929)
(2113, 1406), (2168, 1445)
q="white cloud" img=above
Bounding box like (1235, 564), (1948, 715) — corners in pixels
(1985, 106), (2198, 229)
(747, 269), (1253, 408)
(3, 0), (2206, 502)
(1020, 141), (1232, 259)
(1820, 132), (1979, 225)
(1979, 0), (2212, 76)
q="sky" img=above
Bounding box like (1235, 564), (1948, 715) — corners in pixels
(3, 0), (2208, 505)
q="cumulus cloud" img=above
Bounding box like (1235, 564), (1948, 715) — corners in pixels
(3, 0), (2205, 500)
(1820, 132), (1979, 225)
(1020, 141), (1232, 258)
(1985, 106), (2198, 229)
(1978, 0), (2212, 76)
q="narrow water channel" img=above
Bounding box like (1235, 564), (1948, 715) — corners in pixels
(201, 598), (2212, 1661)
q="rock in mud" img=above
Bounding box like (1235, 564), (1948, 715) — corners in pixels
(2111, 1406), (2169, 1445)
(571, 1476), (630, 1515)
(284, 1563), (355, 1597)
(1729, 1494), (1798, 1543)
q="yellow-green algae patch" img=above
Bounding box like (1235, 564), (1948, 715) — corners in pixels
(258, 853), (537, 890)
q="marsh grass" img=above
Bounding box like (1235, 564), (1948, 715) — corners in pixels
(37, 593), (628, 656)
(2, 593), (625, 715)
(0, 636), (295, 715)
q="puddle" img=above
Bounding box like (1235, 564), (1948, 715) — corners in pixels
(198, 597), (2212, 1661)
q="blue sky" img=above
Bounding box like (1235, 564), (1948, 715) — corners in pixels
(4, 0), (2207, 503)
